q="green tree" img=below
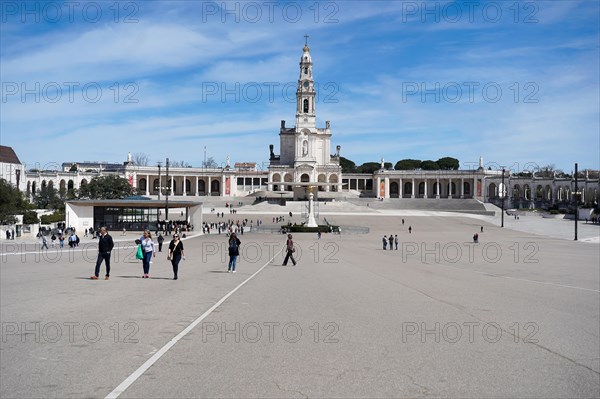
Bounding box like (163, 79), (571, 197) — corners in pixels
(436, 157), (459, 170)
(395, 159), (421, 170)
(81, 175), (133, 199)
(339, 157), (356, 173)
(34, 185), (63, 210)
(23, 210), (40, 225)
(0, 179), (31, 224)
(40, 211), (65, 224)
(420, 160), (440, 170)
(357, 162), (381, 173)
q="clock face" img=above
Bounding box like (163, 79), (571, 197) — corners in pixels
(303, 81), (309, 88)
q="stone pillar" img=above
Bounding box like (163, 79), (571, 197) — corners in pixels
(473, 176), (477, 199)
(448, 178), (453, 199)
(207, 177), (211, 196)
(221, 176), (226, 197)
(436, 177), (440, 198)
(399, 178), (403, 198)
(384, 177), (389, 198)
(460, 178), (464, 198)
(411, 178), (415, 198)
(195, 177), (199, 196)
(170, 176), (174, 196)
(145, 174), (150, 195)
(182, 175), (187, 196)
(376, 177), (381, 198)
(424, 179), (428, 198)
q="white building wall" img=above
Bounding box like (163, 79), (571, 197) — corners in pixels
(65, 203), (94, 233)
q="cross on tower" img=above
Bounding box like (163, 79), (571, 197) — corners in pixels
(304, 34), (309, 46)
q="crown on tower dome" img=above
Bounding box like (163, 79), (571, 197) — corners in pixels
(303, 44), (310, 52)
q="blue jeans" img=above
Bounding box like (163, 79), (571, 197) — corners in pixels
(143, 251), (153, 274)
(228, 255), (237, 271)
(171, 254), (181, 277)
(94, 252), (111, 277)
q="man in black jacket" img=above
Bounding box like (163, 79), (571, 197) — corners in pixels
(91, 227), (114, 280)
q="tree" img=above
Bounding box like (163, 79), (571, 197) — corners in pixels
(582, 169), (600, 179)
(80, 175), (133, 199)
(69, 163), (78, 172)
(436, 157), (459, 170)
(395, 159), (421, 170)
(536, 164), (558, 178)
(339, 157), (356, 173)
(41, 211), (65, 224)
(202, 157), (218, 168)
(171, 160), (192, 168)
(22, 210), (39, 225)
(357, 162), (381, 173)
(420, 160), (440, 170)
(133, 153), (150, 166)
(34, 185), (63, 210)
(0, 179), (32, 224)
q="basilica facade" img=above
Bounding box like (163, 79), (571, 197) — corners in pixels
(267, 42), (342, 193)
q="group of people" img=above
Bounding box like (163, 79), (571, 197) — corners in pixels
(155, 220), (193, 237)
(202, 218), (258, 235)
(40, 231), (80, 249)
(382, 234), (399, 250)
(92, 228), (186, 280)
(4, 229), (15, 240)
(91, 226), (299, 280)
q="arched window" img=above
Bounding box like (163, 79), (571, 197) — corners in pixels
(32, 181), (36, 195)
(390, 182), (399, 198)
(403, 182), (412, 197)
(139, 178), (147, 192)
(304, 67), (308, 74)
(185, 179), (191, 193)
(329, 174), (338, 192)
(301, 174), (310, 182)
(463, 182), (471, 196)
(303, 99), (309, 113)
(68, 180), (74, 191)
(488, 183), (497, 199)
(153, 179), (159, 191)
(211, 180), (220, 194)
(198, 180), (206, 194)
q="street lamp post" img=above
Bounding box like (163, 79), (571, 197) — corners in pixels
(574, 162), (578, 241)
(157, 162), (162, 201)
(165, 158), (170, 221)
(501, 168), (506, 228)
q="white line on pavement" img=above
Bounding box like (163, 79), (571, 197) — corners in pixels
(440, 264), (600, 293)
(104, 246), (284, 399)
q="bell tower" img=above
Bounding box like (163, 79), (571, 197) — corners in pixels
(296, 34), (316, 130)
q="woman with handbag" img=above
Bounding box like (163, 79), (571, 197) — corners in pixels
(227, 233), (241, 273)
(282, 234), (297, 266)
(140, 230), (156, 278)
(168, 234), (185, 280)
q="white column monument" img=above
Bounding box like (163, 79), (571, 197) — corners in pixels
(306, 186), (318, 227)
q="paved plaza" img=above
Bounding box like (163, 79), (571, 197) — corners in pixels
(1, 211), (599, 398)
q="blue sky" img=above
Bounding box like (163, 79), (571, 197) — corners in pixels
(1, 0), (598, 173)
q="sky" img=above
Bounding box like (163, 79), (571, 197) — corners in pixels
(1, 0), (599, 174)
